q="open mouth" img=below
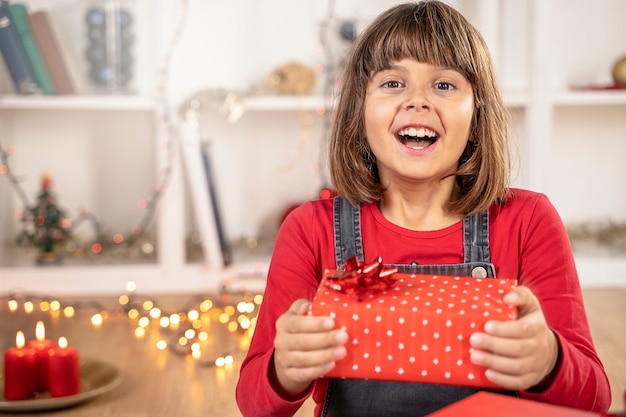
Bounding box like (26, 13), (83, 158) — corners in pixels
(396, 127), (438, 150)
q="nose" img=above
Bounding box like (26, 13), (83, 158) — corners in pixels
(404, 87), (431, 111)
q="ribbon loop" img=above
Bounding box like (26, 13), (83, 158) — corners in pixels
(325, 256), (398, 301)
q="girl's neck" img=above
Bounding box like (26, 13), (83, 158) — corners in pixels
(378, 181), (462, 231)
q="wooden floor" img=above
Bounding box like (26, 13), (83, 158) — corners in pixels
(581, 289), (626, 413)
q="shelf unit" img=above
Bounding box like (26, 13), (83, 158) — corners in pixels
(1, 0), (625, 295)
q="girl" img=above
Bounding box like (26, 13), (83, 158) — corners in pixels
(236, 2), (611, 416)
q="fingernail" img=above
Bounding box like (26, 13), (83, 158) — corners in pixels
(335, 346), (347, 359)
(504, 291), (519, 303)
(484, 321), (495, 333)
(323, 318), (334, 329)
(470, 350), (483, 364)
(336, 330), (348, 344)
(469, 333), (482, 346)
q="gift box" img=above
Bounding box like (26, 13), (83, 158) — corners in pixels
(309, 257), (517, 389)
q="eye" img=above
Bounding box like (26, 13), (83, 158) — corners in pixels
(434, 81), (455, 91)
(382, 80), (404, 89)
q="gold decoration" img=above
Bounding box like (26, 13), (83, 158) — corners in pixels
(612, 55), (626, 87)
(269, 62), (317, 95)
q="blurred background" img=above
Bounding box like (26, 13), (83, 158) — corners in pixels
(0, 0), (625, 294)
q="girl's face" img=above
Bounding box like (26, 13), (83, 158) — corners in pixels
(364, 58), (474, 192)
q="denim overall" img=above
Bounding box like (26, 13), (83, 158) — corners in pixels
(322, 197), (505, 417)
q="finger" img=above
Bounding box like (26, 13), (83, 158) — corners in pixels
(289, 298), (313, 315)
(503, 286), (541, 317)
(279, 299), (336, 334)
(483, 367), (542, 391)
(480, 314), (540, 339)
(278, 328), (348, 353)
(278, 342), (347, 369)
(281, 358), (339, 385)
(470, 332), (536, 359)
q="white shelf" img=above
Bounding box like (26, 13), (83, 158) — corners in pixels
(0, 261), (268, 295)
(552, 89), (626, 106)
(244, 95), (328, 112)
(0, 94), (157, 111)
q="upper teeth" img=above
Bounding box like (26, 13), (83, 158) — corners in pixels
(398, 127), (436, 138)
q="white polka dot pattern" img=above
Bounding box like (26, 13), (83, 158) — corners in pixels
(310, 272), (518, 389)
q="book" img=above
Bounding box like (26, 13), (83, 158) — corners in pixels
(179, 121), (226, 268)
(200, 142), (232, 266)
(0, 1), (38, 94)
(7, 2), (54, 94)
(26, 10), (74, 94)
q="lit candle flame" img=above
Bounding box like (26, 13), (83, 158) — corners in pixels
(35, 320), (45, 341)
(16, 331), (25, 349)
(58, 337), (68, 349)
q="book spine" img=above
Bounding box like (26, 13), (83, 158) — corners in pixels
(0, 3), (38, 94)
(201, 143), (232, 266)
(7, 3), (54, 94)
(26, 11), (74, 95)
(179, 121), (226, 268)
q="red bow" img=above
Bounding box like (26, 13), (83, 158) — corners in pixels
(325, 256), (398, 301)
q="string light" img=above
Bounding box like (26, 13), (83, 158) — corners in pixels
(2, 284), (262, 368)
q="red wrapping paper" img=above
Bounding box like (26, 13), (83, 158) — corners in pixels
(425, 391), (604, 417)
(310, 268), (517, 389)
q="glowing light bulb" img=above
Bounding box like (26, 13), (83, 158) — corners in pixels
(187, 310), (199, 321)
(63, 306), (75, 318)
(91, 313), (103, 327)
(149, 307), (161, 319)
(24, 301), (34, 314)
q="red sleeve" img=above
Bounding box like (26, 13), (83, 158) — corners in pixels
(511, 193), (611, 412)
(235, 201), (333, 417)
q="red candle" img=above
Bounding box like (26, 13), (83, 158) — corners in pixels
(47, 337), (81, 397)
(3, 331), (36, 400)
(26, 320), (56, 392)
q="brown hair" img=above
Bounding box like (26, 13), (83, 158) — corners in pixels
(328, 0), (510, 215)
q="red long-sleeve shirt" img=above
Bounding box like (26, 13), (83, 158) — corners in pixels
(236, 188), (611, 416)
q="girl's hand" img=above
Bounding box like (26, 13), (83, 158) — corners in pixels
(272, 299), (348, 397)
(469, 285), (559, 391)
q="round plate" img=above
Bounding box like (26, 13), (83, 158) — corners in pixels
(0, 358), (122, 412)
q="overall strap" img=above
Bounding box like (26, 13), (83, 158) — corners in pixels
(463, 209), (491, 264)
(333, 196), (364, 269)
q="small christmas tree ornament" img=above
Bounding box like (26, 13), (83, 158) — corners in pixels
(19, 174), (72, 263)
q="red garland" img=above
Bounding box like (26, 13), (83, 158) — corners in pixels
(325, 256), (398, 301)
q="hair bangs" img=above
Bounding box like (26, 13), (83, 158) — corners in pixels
(363, 3), (479, 85)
